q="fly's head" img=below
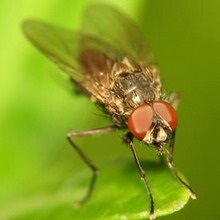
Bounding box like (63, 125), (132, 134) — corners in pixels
(127, 100), (177, 147)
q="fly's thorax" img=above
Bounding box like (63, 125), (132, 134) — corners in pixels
(106, 58), (161, 120)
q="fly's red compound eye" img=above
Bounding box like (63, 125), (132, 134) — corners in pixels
(128, 103), (153, 140)
(152, 100), (178, 130)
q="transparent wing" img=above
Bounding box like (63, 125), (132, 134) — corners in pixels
(23, 20), (88, 83)
(82, 4), (155, 64)
(22, 5), (157, 101)
(22, 19), (127, 99)
(22, 19), (124, 82)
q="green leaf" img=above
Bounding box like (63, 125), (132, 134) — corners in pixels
(1, 159), (191, 220)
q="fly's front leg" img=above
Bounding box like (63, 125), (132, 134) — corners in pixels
(67, 125), (118, 205)
(165, 132), (196, 199)
(124, 132), (155, 220)
(168, 92), (180, 109)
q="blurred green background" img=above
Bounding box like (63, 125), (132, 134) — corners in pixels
(0, 0), (219, 219)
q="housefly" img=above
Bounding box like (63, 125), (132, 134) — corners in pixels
(22, 4), (196, 219)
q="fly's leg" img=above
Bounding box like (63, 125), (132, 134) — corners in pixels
(67, 125), (118, 206)
(165, 131), (196, 199)
(124, 132), (155, 220)
(168, 92), (180, 109)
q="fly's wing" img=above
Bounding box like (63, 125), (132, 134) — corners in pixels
(22, 20), (121, 96)
(23, 20), (83, 82)
(82, 4), (156, 64)
(22, 5), (157, 103)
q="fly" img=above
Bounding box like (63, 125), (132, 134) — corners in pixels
(22, 4), (196, 219)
